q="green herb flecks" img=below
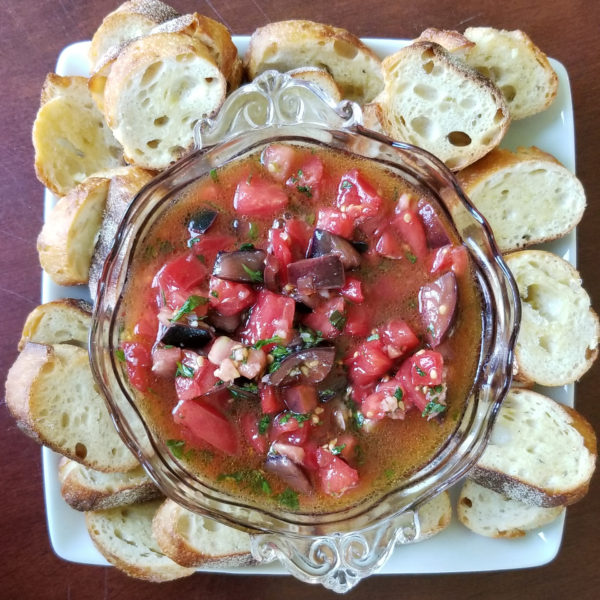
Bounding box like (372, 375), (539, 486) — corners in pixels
(242, 263), (264, 283)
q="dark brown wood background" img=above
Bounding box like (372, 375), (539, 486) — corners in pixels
(1, 1), (599, 598)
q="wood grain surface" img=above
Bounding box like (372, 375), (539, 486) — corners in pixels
(1, 1), (598, 598)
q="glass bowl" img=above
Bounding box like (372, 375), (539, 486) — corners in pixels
(90, 71), (520, 592)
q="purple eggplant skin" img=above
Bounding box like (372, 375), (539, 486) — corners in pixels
(266, 346), (336, 386)
(287, 255), (345, 292)
(265, 454), (312, 494)
(418, 271), (458, 347)
(308, 229), (361, 269)
(212, 249), (267, 283)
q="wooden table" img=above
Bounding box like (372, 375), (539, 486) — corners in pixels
(1, 1), (599, 598)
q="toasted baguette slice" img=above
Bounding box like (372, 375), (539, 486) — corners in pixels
(86, 500), (195, 581)
(414, 491), (452, 541)
(457, 147), (586, 252)
(505, 250), (599, 385)
(464, 27), (558, 120)
(37, 175), (112, 285)
(33, 75), (124, 196)
(89, 166), (155, 299)
(379, 42), (510, 170)
(104, 32), (227, 170)
(19, 299), (92, 351)
(458, 479), (564, 538)
(246, 20), (384, 103)
(288, 67), (343, 103)
(59, 457), (161, 511)
(471, 389), (597, 507)
(152, 499), (254, 568)
(151, 13), (240, 91)
(5, 343), (139, 472)
(89, 0), (179, 71)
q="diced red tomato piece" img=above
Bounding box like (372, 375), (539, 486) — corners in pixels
(173, 399), (238, 455)
(344, 303), (371, 337)
(153, 252), (208, 294)
(174, 352), (220, 401)
(283, 384), (318, 413)
(378, 320), (419, 359)
(208, 276), (256, 316)
(336, 169), (382, 222)
(315, 208), (355, 239)
(233, 175), (289, 216)
(315, 448), (359, 495)
(284, 218), (313, 260)
(240, 290), (295, 346)
(262, 144), (296, 182)
(345, 339), (393, 386)
(122, 341), (153, 392)
(407, 350), (444, 386)
(260, 386), (285, 414)
(303, 296), (345, 339)
(429, 244), (468, 277)
(340, 277), (364, 303)
(241, 412), (268, 454)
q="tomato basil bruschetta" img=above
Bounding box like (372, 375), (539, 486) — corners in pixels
(118, 143), (482, 512)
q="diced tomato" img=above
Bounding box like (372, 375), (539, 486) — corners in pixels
(189, 233), (236, 265)
(315, 448), (359, 496)
(344, 303), (371, 337)
(241, 412), (268, 454)
(262, 144), (296, 182)
(173, 399), (238, 455)
(284, 218), (313, 260)
(345, 339), (393, 386)
(283, 384), (318, 413)
(260, 386), (285, 414)
(153, 252), (208, 294)
(303, 296), (345, 339)
(429, 244), (468, 277)
(233, 175), (289, 216)
(240, 290), (295, 346)
(315, 208), (354, 239)
(340, 277), (364, 304)
(174, 352), (220, 401)
(378, 320), (419, 359)
(336, 169), (382, 222)
(208, 276), (256, 316)
(407, 350), (444, 386)
(121, 341), (152, 392)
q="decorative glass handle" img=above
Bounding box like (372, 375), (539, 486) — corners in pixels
(194, 70), (363, 149)
(251, 510), (418, 593)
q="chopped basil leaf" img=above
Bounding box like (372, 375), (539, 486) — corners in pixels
(253, 335), (284, 349)
(366, 333), (380, 342)
(331, 443), (346, 455)
(329, 310), (346, 331)
(277, 488), (299, 510)
(175, 362), (194, 378)
(241, 263), (264, 283)
(210, 168), (219, 182)
(115, 348), (126, 362)
(341, 180), (353, 189)
(258, 415), (270, 435)
(170, 295), (204, 322)
(166, 439), (186, 459)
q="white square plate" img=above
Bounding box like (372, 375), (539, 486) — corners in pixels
(42, 37), (575, 574)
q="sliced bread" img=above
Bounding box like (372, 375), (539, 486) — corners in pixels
(457, 479), (564, 538)
(471, 388), (597, 507)
(505, 250), (599, 385)
(103, 32), (227, 170)
(18, 298), (92, 351)
(152, 499), (255, 568)
(33, 75), (124, 196)
(5, 342), (139, 472)
(463, 27), (558, 120)
(88, 0), (179, 71)
(379, 41), (510, 170)
(457, 146), (586, 252)
(37, 174), (112, 285)
(245, 20), (384, 103)
(86, 500), (195, 581)
(414, 490), (452, 542)
(59, 457), (161, 511)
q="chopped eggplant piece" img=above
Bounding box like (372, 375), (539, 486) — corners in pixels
(265, 454), (312, 493)
(267, 346), (336, 386)
(308, 229), (361, 268)
(188, 209), (218, 235)
(287, 255), (345, 293)
(418, 271), (458, 347)
(160, 322), (215, 349)
(213, 249), (267, 283)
